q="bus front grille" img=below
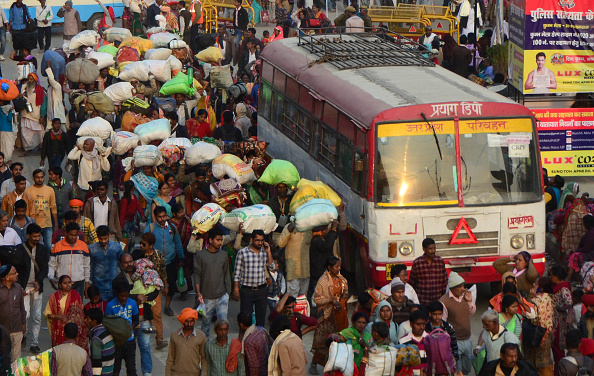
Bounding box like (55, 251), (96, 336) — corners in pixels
(426, 231), (499, 257)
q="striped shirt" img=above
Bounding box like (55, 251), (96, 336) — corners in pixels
(205, 339), (245, 376)
(234, 246), (273, 287)
(89, 324), (115, 376)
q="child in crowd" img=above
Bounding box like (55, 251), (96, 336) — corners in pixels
(267, 251), (286, 311)
(130, 258), (164, 333)
(84, 285), (107, 314)
(262, 30), (271, 45)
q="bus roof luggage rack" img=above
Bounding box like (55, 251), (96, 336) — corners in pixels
(296, 28), (435, 70)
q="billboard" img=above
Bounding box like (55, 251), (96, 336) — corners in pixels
(535, 108), (594, 176)
(508, 0), (594, 94)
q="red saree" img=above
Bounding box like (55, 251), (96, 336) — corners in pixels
(47, 290), (88, 351)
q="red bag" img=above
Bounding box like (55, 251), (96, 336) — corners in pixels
(261, 10), (270, 23)
(305, 18), (321, 28)
(294, 295), (310, 317)
(116, 46), (140, 65)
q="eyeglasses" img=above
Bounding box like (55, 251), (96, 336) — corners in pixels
(141, 242), (149, 246)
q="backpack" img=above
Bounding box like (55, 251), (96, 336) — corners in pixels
(424, 328), (455, 376)
(102, 315), (132, 346)
(154, 97), (176, 113)
(226, 82), (248, 100)
(562, 356), (593, 376)
(122, 97), (150, 115)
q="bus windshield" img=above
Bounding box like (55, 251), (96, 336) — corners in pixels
(376, 118), (542, 207)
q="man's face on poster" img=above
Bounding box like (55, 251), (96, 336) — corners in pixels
(536, 56), (546, 68)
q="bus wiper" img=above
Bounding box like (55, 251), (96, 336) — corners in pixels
(421, 113), (442, 160)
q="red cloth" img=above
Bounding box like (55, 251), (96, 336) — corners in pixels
(553, 281), (571, 294)
(583, 294), (594, 307)
(581, 338), (594, 356)
(27, 73), (45, 107)
(48, 290), (88, 351)
(84, 300), (107, 314)
(120, 194), (144, 225)
(197, 121), (213, 138)
(226, 338), (243, 372)
(98, 7), (115, 30)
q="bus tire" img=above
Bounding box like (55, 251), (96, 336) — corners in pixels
(87, 13), (104, 32)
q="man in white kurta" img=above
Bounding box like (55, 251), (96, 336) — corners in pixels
(20, 74), (46, 153)
(67, 138), (111, 195)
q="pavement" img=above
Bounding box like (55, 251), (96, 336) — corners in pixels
(3, 23), (492, 375)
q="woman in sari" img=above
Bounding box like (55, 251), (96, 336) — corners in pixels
(524, 277), (554, 376)
(164, 173), (185, 209)
(559, 182), (580, 209)
(311, 256), (349, 374)
(44, 275), (87, 351)
(126, 164), (164, 211)
(498, 295), (522, 340)
(161, 6), (179, 33)
(567, 214), (594, 281)
(250, 0), (263, 24)
(338, 312), (373, 368)
(149, 181), (175, 222)
(365, 300), (398, 344)
(550, 265), (573, 369)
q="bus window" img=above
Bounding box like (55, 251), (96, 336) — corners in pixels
(355, 128), (366, 151)
(320, 126), (337, 169)
(272, 92), (284, 125)
(283, 101), (298, 140)
(338, 113), (355, 140)
(337, 135), (353, 185)
(297, 110), (311, 151)
(352, 150), (365, 194)
(458, 119), (541, 205)
(324, 105), (339, 130)
(286, 78), (299, 101)
(273, 70), (286, 91)
(299, 87), (313, 113)
(262, 62), (274, 84)
(260, 83), (272, 120)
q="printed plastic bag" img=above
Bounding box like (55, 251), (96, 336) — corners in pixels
(134, 118), (171, 144)
(77, 117), (113, 140)
(149, 32), (179, 48)
(209, 65), (233, 88)
(104, 27), (132, 42)
(290, 179), (341, 214)
(118, 61), (151, 82)
(259, 159), (300, 188)
(10, 350), (52, 376)
(185, 142), (222, 166)
(220, 204), (277, 234)
(133, 145), (162, 167)
(292, 198), (338, 232)
(211, 154), (255, 185)
(103, 82), (135, 105)
(144, 48), (172, 60)
(119, 36), (153, 55)
(159, 144), (183, 165)
(70, 30), (100, 49)
(191, 203), (225, 234)
(112, 131), (141, 155)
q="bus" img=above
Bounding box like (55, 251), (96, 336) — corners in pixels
(1, 0), (124, 31)
(258, 31), (546, 293)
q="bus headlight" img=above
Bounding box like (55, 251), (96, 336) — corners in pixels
(510, 235), (524, 250)
(399, 242), (413, 256)
(526, 234), (535, 250)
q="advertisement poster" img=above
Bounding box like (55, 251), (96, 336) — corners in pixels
(508, 0), (594, 94)
(535, 108), (594, 175)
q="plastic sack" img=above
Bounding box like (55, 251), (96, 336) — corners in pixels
(144, 48), (172, 60)
(159, 71), (194, 96)
(212, 154), (255, 185)
(367, 347), (398, 376)
(118, 61), (151, 82)
(121, 111), (150, 132)
(0, 79), (19, 101)
(98, 44), (118, 57)
(196, 302), (205, 316)
(141, 59), (172, 82)
(88, 51), (115, 70)
(149, 32), (179, 48)
(159, 138), (193, 148)
(65, 58), (100, 84)
(159, 144), (183, 165)
(70, 30), (100, 49)
(195, 46), (223, 63)
(185, 142), (222, 166)
(290, 179), (341, 214)
(10, 350), (52, 376)
(146, 27), (167, 38)
(77, 117), (113, 140)
(167, 55), (183, 72)
(133, 145), (162, 167)
(292, 198), (338, 232)
(103, 82), (134, 105)
(120, 36), (153, 55)
(104, 27), (132, 42)
(221, 204), (278, 234)
(112, 131), (141, 155)
(210, 178), (243, 199)
(259, 159), (300, 188)
(209, 65), (233, 89)
(324, 342), (354, 376)
(191, 203), (225, 234)
(134, 118), (171, 144)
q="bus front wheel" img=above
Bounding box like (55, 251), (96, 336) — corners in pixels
(86, 13), (103, 32)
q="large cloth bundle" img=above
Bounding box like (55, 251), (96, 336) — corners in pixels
(133, 145), (162, 167)
(76, 136), (103, 150)
(87, 51), (115, 70)
(77, 117), (114, 140)
(134, 118), (171, 144)
(10, 350), (52, 376)
(195, 46), (223, 63)
(324, 342), (354, 376)
(167, 55), (183, 72)
(149, 32), (179, 48)
(83, 92), (115, 114)
(146, 27), (167, 37)
(112, 131), (141, 155)
(209, 65), (233, 89)
(103, 82), (135, 105)
(121, 111), (150, 132)
(144, 48), (172, 60)
(367, 346), (398, 376)
(119, 36), (153, 56)
(70, 30), (100, 49)
(119, 62), (151, 82)
(159, 138), (193, 148)
(259, 159), (300, 188)
(104, 27), (132, 42)
(159, 144), (183, 165)
(116, 46), (140, 65)
(141, 59), (172, 82)
(191, 203), (225, 234)
(220, 204), (277, 234)
(393, 344), (421, 367)
(212, 154), (255, 185)
(65, 58), (100, 84)
(290, 179), (342, 214)
(292, 198), (338, 232)
(185, 142), (222, 166)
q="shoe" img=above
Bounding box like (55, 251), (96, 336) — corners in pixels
(164, 306), (174, 316)
(0, 55), (4, 61)
(156, 341), (168, 349)
(309, 363), (319, 375)
(30, 346), (41, 354)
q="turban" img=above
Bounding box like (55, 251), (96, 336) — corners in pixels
(69, 199), (84, 208)
(177, 307), (198, 324)
(581, 338), (594, 356)
(0, 264), (12, 279)
(582, 293), (594, 307)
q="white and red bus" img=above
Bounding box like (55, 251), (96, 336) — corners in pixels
(258, 32), (545, 291)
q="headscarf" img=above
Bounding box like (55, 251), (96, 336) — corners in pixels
(27, 73), (45, 107)
(270, 26), (284, 41)
(235, 103), (247, 119)
(81, 148), (100, 171)
(177, 307), (198, 324)
(581, 338), (594, 357)
(559, 182), (580, 209)
(69, 199), (84, 208)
